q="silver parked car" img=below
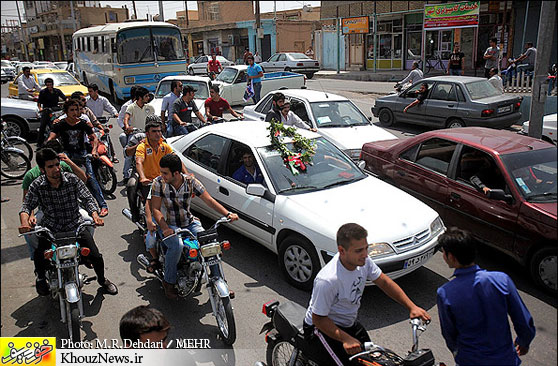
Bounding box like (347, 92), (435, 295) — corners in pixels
(187, 55), (234, 76)
(259, 52), (320, 79)
(1, 97), (41, 138)
(1, 60), (16, 81)
(372, 76), (523, 129)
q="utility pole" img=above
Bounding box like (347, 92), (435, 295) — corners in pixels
(70, 1), (77, 32)
(15, 0), (30, 61)
(528, 1), (556, 139)
(132, 1), (138, 20)
(184, 1), (193, 62)
(255, 0), (261, 55)
(158, 1), (164, 22)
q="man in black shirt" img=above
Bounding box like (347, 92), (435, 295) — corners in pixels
(37, 77), (67, 147)
(404, 83), (429, 113)
(48, 99), (109, 217)
(171, 85), (208, 136)
(264, 92), (285, 122)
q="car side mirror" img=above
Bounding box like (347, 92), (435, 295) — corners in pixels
(357, 160), (366, 170)
(246, 183), (276, 202)
(489, 189), (513, 204)
(368, 116), (372, 122)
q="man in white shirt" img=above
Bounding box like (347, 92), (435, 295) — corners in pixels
(86, 84), (119, 119)
(488, 68), (504, 94)
(17, 67), (40, 100)
(303, 223), (431, 366)
(279, 101), (317, 131)
(396, 61), (423, 90)
(515, 42), (537, 74)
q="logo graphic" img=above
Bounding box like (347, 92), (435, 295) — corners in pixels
(0, 338), (55, 365)
(153, 74), (161, 81)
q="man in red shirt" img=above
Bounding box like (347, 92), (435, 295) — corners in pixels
(205, 84), (243, 121)
(206, 53), (222, 76)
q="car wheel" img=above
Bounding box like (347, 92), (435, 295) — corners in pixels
(529, 246), (557, 293)
(306, 73), (315, 79)
(285, 67), (292, 72)
(378, 108), (395, 127)
(278, 235), (320, 291)
(446, 118), (465, 128)
(188, 68), (194, 75)
(2, 116), (28, 138)
(261, 67), (266, 73)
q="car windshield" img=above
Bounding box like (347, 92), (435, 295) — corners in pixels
(216, 68), (237, 83)
(465, 80), (501, 100)
(309, 101), (370, 127)
(155, 80), (209, 99)
(257, 137), (366, 195)
(36, 72), (79, 86)
(1, 60), (12, 67)
(500, 148), (557, 202)
(289, 53), (310, 60)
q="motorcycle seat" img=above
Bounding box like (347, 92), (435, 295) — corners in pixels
(273, 301), (307, 341)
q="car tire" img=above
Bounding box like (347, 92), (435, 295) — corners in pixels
(285, 67), (292, 72)
(261, 67), (266, 73)
(378, 108), (395, 127)
(188, 68), (194, 76)
(446, 118), (465, 128)
(2, 116), (28, 138)
(529, 246), (557, 293)
(278, 235), (320, 291)
(306, 73), (315, 79)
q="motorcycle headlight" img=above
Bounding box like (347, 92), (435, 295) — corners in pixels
(56, 245), (78, 260)
(201, 242), (222, 257)
(344, 149), (361, 159)
(368, 242), (394, 258)
(430, 217), (445, 236)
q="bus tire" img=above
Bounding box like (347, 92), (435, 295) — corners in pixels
(109, 81), (120, 105)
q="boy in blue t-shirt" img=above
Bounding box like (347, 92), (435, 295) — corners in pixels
(246, 54), (264, 104)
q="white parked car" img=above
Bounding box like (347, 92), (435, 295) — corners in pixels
(187, 55), (234, 76)
(244, 89), (397, 159)
(260, 52), (320, 79)
(150, 75), (211, 122)
(54, 61), (69, 70)
(520, 113), (557, 145)
(1, 97), (41, 137)
(168, 122), (445, 290)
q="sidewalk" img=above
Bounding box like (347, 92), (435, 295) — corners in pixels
(314, 68), (485, 82)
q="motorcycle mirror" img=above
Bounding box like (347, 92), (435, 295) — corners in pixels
(108, 124), (113, 129)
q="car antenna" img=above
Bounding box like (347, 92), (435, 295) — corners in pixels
(316, 77), (328, 98)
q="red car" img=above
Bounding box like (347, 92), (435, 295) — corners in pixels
(360, 127), (557, 293)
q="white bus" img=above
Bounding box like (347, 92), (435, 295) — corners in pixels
(72, 21), (187, 102)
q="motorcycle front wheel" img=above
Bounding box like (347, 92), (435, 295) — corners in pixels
(95, 164), (117, 195)
(1, 149), (31, 179)
(5, 137), (33, 161)
(214, 293), (236, 345)
(267, 339), (306, 366)
(66, 302), (81, 342)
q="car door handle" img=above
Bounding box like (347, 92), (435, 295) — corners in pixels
(219, 187), (229, 196)
(397, 170), (405, 177)
(260, 116), (264, 121)
(447, 104), (455, 107)
(450, 192), (461, 200)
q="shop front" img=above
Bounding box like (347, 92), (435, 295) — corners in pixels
(366, 17), (403, 70)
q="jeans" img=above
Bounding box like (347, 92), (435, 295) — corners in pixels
(159, 220), (204, 284)
(449, 68), (462, 76)
(67, 151), (108, 209)
(516, 64), (534, 74)
(171, 124), (190, 136)
(24, 209), (95, 260)
(120, 133), (134, 179)
(252, 82), (262, 104)
(165, 120), (173, 138)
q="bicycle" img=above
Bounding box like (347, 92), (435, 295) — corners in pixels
(421, 54), (445, 75)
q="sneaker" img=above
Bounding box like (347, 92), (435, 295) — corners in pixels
(99, 278), (118, 295)
(162, 280), (178, 299)
(36, 278), (49, 296)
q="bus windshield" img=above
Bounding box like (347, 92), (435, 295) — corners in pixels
(117, 27), (184, 64)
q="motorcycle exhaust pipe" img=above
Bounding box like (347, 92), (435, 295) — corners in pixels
(122, 208), (146, 232)
(137, 254), (150, 270)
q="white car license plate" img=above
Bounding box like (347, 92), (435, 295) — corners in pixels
(498, 105), (512, 114)
(404, 249), (434, 269)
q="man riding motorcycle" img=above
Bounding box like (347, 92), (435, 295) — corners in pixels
(150, 154), (239, 299)
(19, 148), (118, 296)
(303, 223), (430, 365)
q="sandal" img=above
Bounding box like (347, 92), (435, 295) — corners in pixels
(146, 258), (160, 274)
(99, 208), (109, 217)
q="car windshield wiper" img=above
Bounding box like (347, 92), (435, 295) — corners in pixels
(526, 192), (557, 200)
(320, 124), (345, 128)
(322, 179), (356, 190)
(278, 186), (318, 194)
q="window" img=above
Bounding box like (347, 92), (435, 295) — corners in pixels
(456, 85), (466, 102)
(101, 36), (105, 53)
(255, 94), (273, 114)
(117, 28), (153, 64)
(465, 80), (501, 100)
(415, 138), (457, 175)
(87, 37), (91, 52)
(199, 56), (208, 63)
(152, 27), (185, 61)
(81, 37), (85, 51)
(184, 134), (228, 172)
(93, 36), (99, 53)
(404, 81), (434, 98)
(278, 54), (287, 62)
(430, 83), (456, 101)
(400, 144), (419, 161)
(457, 146), (507, 192)
(226, 141), (264, 185)
(268, 54), (279, 62)
(290, 98), (311, 124)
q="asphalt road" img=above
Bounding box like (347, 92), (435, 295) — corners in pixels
(1, 81), (556, 366)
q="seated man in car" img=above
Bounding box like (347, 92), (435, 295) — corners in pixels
(403, 83), (429, 113)
(232, 148), (264, 185)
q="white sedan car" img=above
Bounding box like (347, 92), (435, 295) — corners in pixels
(169, 121), (445, 290)
(244, 89), (397, 159)
(520, 113), (557, 145)
(187, 55), (234, 76)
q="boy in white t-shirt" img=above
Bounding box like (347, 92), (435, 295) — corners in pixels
(303, 223), (431, 366)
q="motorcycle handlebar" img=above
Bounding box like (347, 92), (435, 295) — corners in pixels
(164, 216), (232, 240)
(18, 222), (96, 238)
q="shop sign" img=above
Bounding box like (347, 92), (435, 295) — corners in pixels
(342, 16), (369, 34)
(424, 1), (480, 29)
(38, 38), (45, 49)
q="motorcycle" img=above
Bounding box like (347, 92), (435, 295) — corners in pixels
(1, 119), (33, 161)
(38, 106), (65, 147)
(1, 121), (31, 179)
(128, 215), (237, 345)
(18, 222), (97, 342)
(393, 81), (412, 94)
(91, 119), (117, 195)
(258, 300), (443, 366)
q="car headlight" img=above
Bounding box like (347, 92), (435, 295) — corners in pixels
(430, 217), (445, 236)
(368, 242), (395, 258)
(344, 149), (361, 159)
(124, 76), (135, 84)
(56, 245), (78, 260)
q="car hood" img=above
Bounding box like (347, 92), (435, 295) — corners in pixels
(1, 97), (39, 112)
(524, 201), (557, 223)
(318, 125), (397, 150)
(280, 176), (439, 243)
(58, 85), (89, 98)
(150, 97), (206, 117)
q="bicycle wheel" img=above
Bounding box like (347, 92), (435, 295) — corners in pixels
(6, 137), (33, 161)
(1, 149), (31, 179)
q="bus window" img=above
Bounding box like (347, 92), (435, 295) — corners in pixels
(81, 38), (85, 51)
(93, 36), (99, 53)
(101, 36), (105, 53)
(87, 37), (91, 52)
(152, 27), (185, 61)
(117, 27), (153, 64)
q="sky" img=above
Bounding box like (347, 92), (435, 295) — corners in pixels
(1, 1), (321, 26)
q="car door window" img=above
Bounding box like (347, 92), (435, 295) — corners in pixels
(414, 138), (457, 175)
(268, 54), (279, 62)
(400, 144), (420, 161)
(255, 95), (274, 114)
(290, 98), (311, 125)
(199, 56), (208, 63)
(278, 54), (287, 62)
(184, 134), (228, 172)
(225, 141), (265, 186)
(456, 146), (507, 192)
(404, 81), (434, 98)
(430, 83), (455, 101)
(456, 85), (466, 102)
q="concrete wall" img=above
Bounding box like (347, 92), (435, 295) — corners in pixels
(79, 7), (129, 27)
(236, 19), (276, 58)
(275, 21), (315, 53)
